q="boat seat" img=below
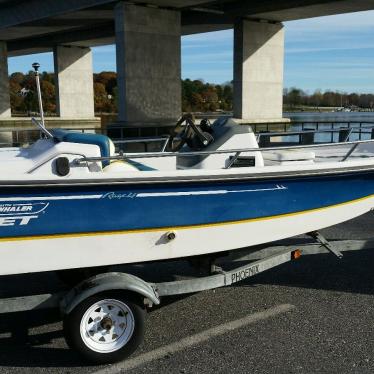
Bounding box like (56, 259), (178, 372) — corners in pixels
(51, 129), (114, 167)
(103, 159), (157, 173)
(51, 129), (157, 172)
(263, 150), (315, 166)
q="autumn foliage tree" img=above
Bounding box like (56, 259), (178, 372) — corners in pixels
(181, 79), (233, 112)
(8, 71), (118, 115)
(9, 71), (373, 115)
(283, 87), (374, 109)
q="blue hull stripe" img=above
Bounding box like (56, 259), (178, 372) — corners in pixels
(0, 192), (372, 242)
(0, 171), (373, 239)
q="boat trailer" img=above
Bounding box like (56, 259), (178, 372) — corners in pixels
(0, 232), (351, 364)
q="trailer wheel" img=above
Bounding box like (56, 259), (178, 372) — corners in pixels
(63, 292), (144, 364)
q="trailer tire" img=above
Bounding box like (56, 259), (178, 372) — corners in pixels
(63, 292), (145, 364)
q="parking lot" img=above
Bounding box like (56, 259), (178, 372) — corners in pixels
(0, 213), (373, 374)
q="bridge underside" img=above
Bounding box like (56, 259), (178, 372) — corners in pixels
(0, 0), (372, 55)
(0, 0), (373, 126)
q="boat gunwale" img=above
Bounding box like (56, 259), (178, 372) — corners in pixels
(0, 164), (374, 188)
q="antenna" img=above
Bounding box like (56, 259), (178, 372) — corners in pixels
(32, 62), (45, 128)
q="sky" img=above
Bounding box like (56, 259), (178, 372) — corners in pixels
(7, 10), (374, 94)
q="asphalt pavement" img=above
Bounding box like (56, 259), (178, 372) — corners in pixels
(0, 212), (373, 374)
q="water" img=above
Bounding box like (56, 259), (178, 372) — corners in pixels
(284, 112), (374, 143)
(285, 111), (374, 122)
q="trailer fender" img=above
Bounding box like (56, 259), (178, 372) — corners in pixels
(60, 272), (160, 315)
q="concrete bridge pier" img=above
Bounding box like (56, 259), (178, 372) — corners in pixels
(233, 20), (287, 124)
(0, 41), (10, 118)
(114, 3), (181, 127)
(53, 45), (95, 119)
(0, 41), (13, 145)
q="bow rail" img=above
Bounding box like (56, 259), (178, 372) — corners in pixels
(73, 137), (374, 167)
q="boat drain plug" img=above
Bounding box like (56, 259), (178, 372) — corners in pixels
(166, 231), (176, 241)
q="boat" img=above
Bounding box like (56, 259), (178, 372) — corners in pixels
(1, 66), (374, 276)
(1, 64), (374, 365)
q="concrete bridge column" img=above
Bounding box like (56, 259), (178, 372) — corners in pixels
(53, 45), (95, 118)
(114, 3), (181, 126)
(0, 41), (11, 118)
(233, 20), (286, 123)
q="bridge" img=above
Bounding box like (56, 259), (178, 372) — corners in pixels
(0, 0), (373, 129)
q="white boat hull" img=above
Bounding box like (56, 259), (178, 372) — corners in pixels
(0, 194), (372, 275)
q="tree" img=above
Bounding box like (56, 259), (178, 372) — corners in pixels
(9, 81), (23, 112)
(10, 72), (25, 85)
(94, 82), (108, 113)
(9, 70), (374, 116)
(41, 81), (56, 113)
(286, 88), (304, 107)
(201, 87), (219, 112)
(191, 92), (204, 111)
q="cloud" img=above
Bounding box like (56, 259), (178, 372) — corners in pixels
(309, 61), (374, 68)
(285, 10), (374, 56)
(286, 44), (374, 53)
(182, 29), (232, 44)
(286, 10), (374, 32)
(182, 51), (232, 63)
(92, 45), (116, 54)
(182, 68), (232, 82)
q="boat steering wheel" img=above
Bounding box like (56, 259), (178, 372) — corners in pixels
(169, 114), (214, 152)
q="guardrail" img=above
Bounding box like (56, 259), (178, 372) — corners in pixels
(0, 127), (102, 148)
(2, 119), (374, 152)
(251, 121), (374, 142)
(256, 127), (360, 147)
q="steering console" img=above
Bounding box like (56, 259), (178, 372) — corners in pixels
(169, 114), (214, 152)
